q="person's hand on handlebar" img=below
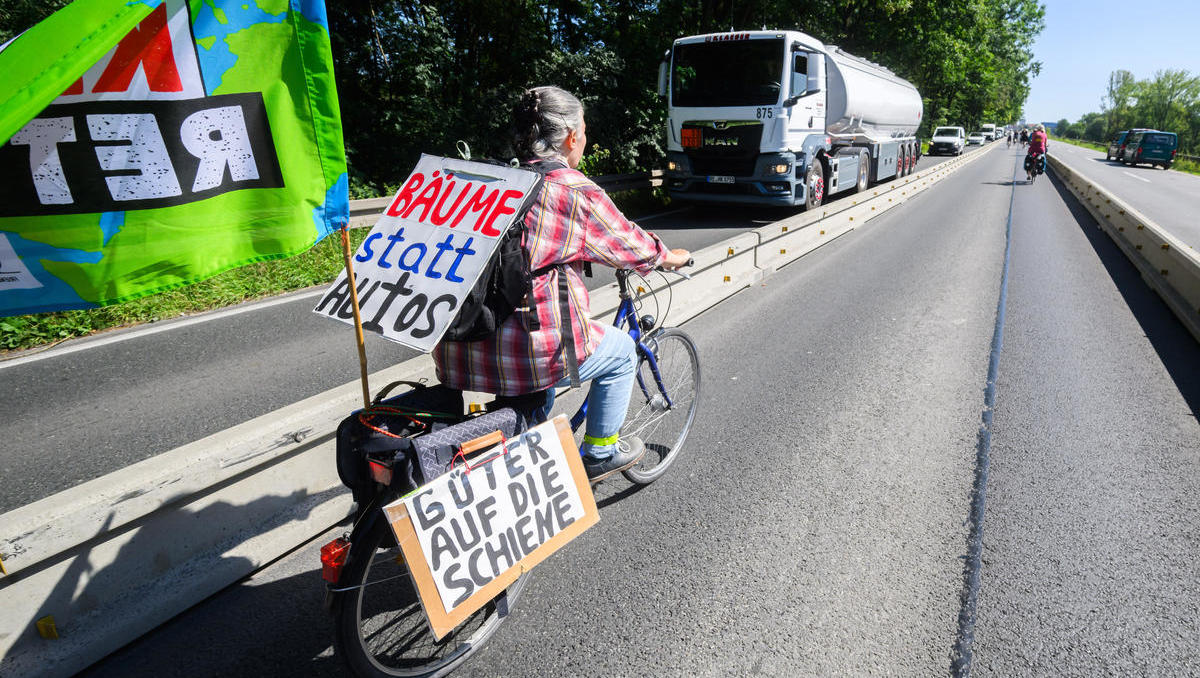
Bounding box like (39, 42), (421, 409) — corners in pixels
(660, 248), (692, 271)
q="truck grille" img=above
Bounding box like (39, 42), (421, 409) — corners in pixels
(681, 121), (762, 178)
(688, 157), (757, 178)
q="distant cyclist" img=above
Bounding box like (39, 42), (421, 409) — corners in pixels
(1024, 124), (1048, 181)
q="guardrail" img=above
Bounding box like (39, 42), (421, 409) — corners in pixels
(1178, 153), (1199, 163)
(0, 147), (996, 677)
(348, 170), (664, 229)
(1047, 154), (1200, 343)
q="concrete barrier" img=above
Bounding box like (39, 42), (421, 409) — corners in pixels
(0, 143), (998, 676)
(1048, 154), (1200, 343)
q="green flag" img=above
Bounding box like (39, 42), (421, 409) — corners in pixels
(0, 0), (348, 317)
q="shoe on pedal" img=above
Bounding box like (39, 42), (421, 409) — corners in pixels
(583, 437), (646, 482)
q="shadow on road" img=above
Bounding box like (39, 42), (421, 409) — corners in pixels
(1048, 171), (1200, 420)
(77, 555), (345, 678)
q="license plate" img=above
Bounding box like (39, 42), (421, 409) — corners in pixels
(707, 175), (735, 184)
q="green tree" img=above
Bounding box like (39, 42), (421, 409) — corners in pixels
(5, 0), (1052, 188)
(1102, 69), (1136, 138)
(1136, 69), (1200, 133)
(0, 0), (67, 44)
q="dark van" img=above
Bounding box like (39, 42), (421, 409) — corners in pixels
(1120, 130), (1178, 169)
(1105, 128), (1150, 161)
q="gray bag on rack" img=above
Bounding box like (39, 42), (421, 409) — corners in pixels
(411, 408), (525, 484)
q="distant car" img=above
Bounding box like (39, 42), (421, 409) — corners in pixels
(967, 132), (985, 145)
(1106, 128), (1151, 161)
(929, 126), (966, 155)
(1120, 130), (1178, 169)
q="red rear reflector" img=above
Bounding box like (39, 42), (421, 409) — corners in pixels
(681, 128), (701, 148)
(320, 537), (350, 583)
(368, 460), (393, 485)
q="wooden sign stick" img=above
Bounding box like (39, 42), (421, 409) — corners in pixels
(339, 226), (371, 409)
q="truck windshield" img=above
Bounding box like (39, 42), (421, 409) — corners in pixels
(933, 128), (959, 136)
(672, 39), (785, 107)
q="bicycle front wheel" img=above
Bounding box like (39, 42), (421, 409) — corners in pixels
(332, 517), (528, 677)
(622, 328), (701, 484)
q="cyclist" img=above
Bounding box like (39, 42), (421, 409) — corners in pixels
(433, 86), (691, 481)
(1025, 124), (1049, 181)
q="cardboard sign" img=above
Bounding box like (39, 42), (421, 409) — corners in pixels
(314, 154), (540, 351)
(383, 415), (598, 639)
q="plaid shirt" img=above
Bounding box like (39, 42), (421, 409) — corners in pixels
(433, 164), (668, 395)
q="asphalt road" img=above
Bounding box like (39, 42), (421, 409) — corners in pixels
(80, 145), (1200, 675)
(1049, 142), (1200, 251)
(971, 148), (1200, 675)
(0, 148), (967, 514)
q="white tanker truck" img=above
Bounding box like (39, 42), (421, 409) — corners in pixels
(659, 30), (923, 209)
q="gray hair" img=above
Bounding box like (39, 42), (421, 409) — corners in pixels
(513, 86), (584, 161)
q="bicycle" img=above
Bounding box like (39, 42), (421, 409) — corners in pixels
(323, 264), (701, 677)
(1025, 150), (1046, 183)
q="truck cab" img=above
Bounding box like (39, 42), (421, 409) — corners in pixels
(660, 30), (922, 209)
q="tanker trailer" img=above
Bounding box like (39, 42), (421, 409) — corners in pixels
(660, 30), (923, 209)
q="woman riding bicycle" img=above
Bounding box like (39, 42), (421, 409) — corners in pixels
(433, 86), (691, 481)
(1025, 124), (1049, 181)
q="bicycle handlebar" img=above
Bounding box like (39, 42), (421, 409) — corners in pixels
(655, 258), (694, 279)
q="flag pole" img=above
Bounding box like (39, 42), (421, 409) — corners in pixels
(339, 227), (371, 409)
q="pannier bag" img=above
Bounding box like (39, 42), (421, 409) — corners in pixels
(335, 381), (526, 504)
(335, 381), (462, 504)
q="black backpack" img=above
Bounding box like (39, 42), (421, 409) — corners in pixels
(440, 159), (566, 342)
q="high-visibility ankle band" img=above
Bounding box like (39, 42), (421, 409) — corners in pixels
(583, 433), (620, 447)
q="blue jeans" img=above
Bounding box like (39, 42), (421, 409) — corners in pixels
(534, 329), (638, 460)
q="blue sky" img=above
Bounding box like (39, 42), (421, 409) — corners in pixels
(1024, 0), (1200, 124)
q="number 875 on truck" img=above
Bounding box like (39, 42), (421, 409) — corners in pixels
(659, 30), (923, 210)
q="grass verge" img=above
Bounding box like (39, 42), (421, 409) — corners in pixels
(2, 230), (369, 354)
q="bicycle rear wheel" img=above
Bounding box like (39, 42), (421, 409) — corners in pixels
(622, 328), (701, 484)
(332, 517), (528, 677)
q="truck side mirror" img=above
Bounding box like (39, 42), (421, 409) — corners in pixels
(806, 54), (822, 95)
(657, 53), (670, 97)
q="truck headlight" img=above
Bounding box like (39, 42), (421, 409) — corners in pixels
(667, 161), (679, 171)
(770, 163), (790, 175)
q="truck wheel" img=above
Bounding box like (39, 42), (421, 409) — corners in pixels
(804, 161), (824, 211)
(854, 151), (870, 193)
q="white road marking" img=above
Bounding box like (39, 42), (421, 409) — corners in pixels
(0, 288), (327, 369)
(1122, 171), (1151, 183)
